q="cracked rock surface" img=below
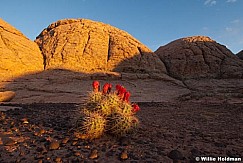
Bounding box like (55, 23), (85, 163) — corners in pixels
(0, 18), (43, 79)
(155, 36), (243, 79)
(35, 19), (167, 74)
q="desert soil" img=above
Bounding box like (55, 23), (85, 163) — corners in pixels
(0, 102), (242, 163)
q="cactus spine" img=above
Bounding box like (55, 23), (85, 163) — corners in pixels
(76, 111), (106, 139)
(107, 112), (139, 137)
(76, 81), (140, 139)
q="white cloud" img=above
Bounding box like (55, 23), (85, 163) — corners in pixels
(204, 0), (217, 6)
(225, 27), (233, 32)
(226, 0), (237, 3)
(202, 27), (209, 31)
(231, 19), (240, 24)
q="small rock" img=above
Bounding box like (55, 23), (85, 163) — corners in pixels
(120, 150), (128, 160)
(39, 129), (45, 135)
(0, 91), (16, 102)
(168, 149), (183, 161)
(36, 146), (44, 152)
(89, 149), (98, 159)
(38, 160), (43, 163)
(55, 157), (62, 162)
(119, 136), (131, 146)
(11, 127), (19, 132)
(61, 137), (69, 144)
(19, 150), (25, 156)
(74, 151), (81, 157)
(74, 132), (88, 139)
(84, 145), (90, 149)
(21, 118), (29, 124)
(72, 141), (78, 146)
(35, 154), (44, 160)
(49, 141), (60, 150)
(3, 138), (17, 146)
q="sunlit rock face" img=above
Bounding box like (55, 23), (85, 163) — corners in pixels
(0, 18), (43, 79)
(155, 36), (243, 79)
(35, 19), (167, 74)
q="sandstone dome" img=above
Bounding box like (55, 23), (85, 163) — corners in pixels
(0, 18), (43, 79)
(236, 50), (243, 60)
(35, 19), (166, 74)
(155, 36), (243, 79)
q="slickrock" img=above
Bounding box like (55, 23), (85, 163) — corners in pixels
(155, 36), (243, 79)
(0, 18), (43, 79)
(35, 19), (167, 75)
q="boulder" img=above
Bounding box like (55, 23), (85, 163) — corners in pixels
(0, 18), (43, 79)
(0, 91), (15, 102)
(155, 36), (243, 79)
(236, 50), (243, 60)
(35, 19), (166, 74)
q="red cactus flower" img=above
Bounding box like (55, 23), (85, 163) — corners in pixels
(108, 83), (112, 93)
(92, 80), (100, 92)
(123, 91), (131, 102)
(118, 87), (126, 99)
(103, 83), (112, 94)
(116, 84), (122, 94)
(132, 104), (140, 113)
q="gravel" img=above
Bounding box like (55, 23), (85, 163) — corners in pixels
(0, 102), (242, 162)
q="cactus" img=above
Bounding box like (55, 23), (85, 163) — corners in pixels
(85, 91), (103, 112)
(107, 112), (139, 137)
(92, 93), (121, 116)
(87, 91), (103, 103)
(76, 110), (106, 139)
(96, 100), (113, 116)
(76, 81), (140, 139)
(116, 102), (134, 115)
(103, 93), (121, 109)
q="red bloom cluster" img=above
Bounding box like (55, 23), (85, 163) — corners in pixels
(92, 80), (100, 92)
(103, 83), (112, 94)
(132, 104), (140, 113)
(116, 84), (132, 102)
(91, 81), (140, 113)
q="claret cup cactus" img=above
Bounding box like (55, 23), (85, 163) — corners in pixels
(75, 80), (140, 139)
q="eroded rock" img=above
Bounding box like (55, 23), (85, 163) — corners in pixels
(155, 36), (243, 79)
(0, 18), (43, 79)
(35, 19), (166, 75)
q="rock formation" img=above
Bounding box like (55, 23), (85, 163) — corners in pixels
(155, 36), (243, 79)
(236, 50), (243, 60)
(0, 91), (15, 102)
(35, 19), (166, 74)
(0, 18), (43, 79)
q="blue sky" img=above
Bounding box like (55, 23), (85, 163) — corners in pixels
(1, 0), (242, 53)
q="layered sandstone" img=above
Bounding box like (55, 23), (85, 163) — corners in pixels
(155, 36), (243, 79)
